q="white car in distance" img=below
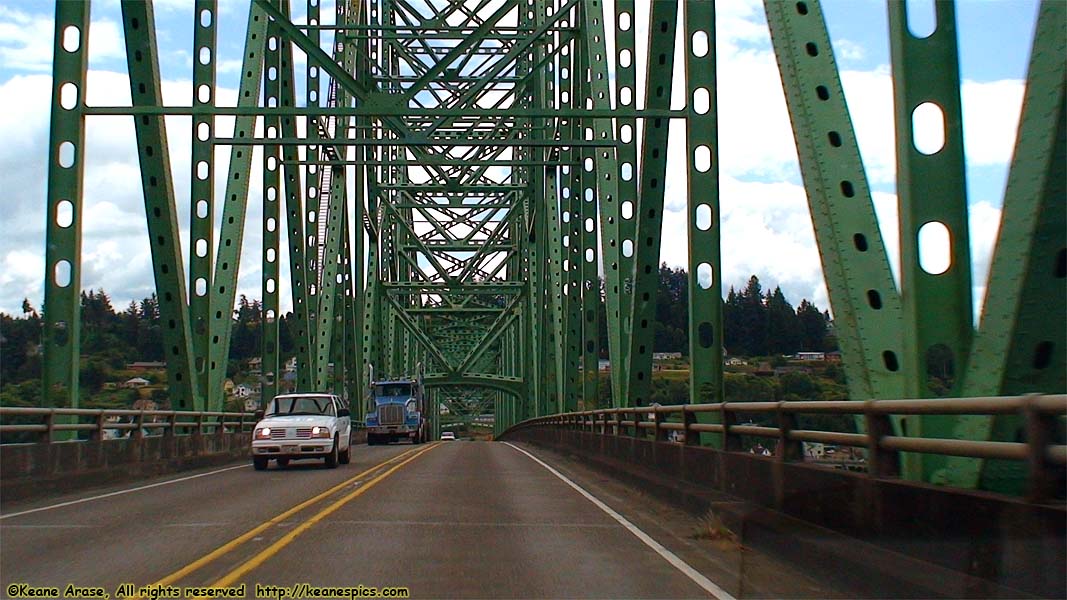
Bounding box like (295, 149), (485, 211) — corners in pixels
(440, 431), (456, 441)
(252, 393), (351, 470)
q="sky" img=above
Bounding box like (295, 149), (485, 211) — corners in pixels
(0, 0), (1040, 323)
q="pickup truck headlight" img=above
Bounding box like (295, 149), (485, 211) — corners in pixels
(311, 426), (331, 439)
(255, 427), (271, 440)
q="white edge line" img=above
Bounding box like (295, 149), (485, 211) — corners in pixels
(503, 442), (737, 600)
(0, 464), (249, 520)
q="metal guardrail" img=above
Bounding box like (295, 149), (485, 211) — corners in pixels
(0, 406), (258, 441)
(0, 407), (369, 443)
(503, 394), (1067, 501)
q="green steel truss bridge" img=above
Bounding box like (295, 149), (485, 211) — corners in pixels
(39, 0), (1064, 493)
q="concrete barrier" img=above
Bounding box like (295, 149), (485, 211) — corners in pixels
(501, 427), (1067, 599)
(1, 427), (370, 503)
(0, 432), (253, 502)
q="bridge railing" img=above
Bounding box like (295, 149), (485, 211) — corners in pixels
(0, 407), (369, 444)
(0, 406), (258, 442)
(503, 394), (1067, 501)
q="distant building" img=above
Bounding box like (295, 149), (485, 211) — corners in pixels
(223, 379), (235, 396)
(598, 359), (611, 371)
(235, 384), (255, 398)
(284, 357), (297, 373)
(248, 357), (262, 376)
(794, 352), (825, 361)
(652, 352), (682, 361)
(123, 377), (150, 388)
(725, 357), (747, 366)
(127, 361), (166, 371)
(243, 396), (261, 412)
(826, 351), (842, 363)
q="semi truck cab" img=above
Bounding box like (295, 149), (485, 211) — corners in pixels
(365, 378), (428, 445)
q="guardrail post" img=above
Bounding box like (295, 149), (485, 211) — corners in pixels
(683, 409), (698, 446)
(132, 410), (145, 440)
(865, 404), (899, 477)
(653, 408), (668, 442)
(777, 403), (802, 461)
(612, 410), (621, 437)
(1024, 394), (1057, 502)
(722, 402), (741, 451)
(40, 411), (55, 444)
(90, 411), (105, 441)
(165, 412), (177, 439)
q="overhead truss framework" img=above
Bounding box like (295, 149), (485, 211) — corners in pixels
(41, 0), (1062, 493)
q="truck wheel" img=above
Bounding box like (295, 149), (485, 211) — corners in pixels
(325, 437), (339, 468)
(367, 434), (377, 446)
(253, 456), (268, 471)
(276, 458), (289, 468)
(339, 442), (351, 464)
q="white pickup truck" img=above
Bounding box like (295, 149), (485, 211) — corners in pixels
(251, 393), (352, 470)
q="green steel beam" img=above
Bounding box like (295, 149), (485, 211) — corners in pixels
(121, 0), (200, 411)
(41, 1), (90, 419)
(190, 0), (218, 403)
(684, 1), (724, 443)
(261, 5), (283, 403)
(623, 0), (678, 408)
(946, 2), (1067, 492)
(206, 3), (268, 409)
(889, 0), (974, 481)
(765, 0), (907, 407)
(579, 0), (625, 406)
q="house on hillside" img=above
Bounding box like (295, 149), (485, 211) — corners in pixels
(794, 352), (825, 361)
(235, 383), (255, 398)
(248, 357), (262, 376)
(223, 379), (235, 396)
(725, 357), (747, 367)
(123, 377), (150, 389)
(652, 352), (682, 361)
(127, 361), (165, 371)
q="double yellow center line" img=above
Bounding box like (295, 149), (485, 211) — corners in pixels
(156, 443), (438, 588)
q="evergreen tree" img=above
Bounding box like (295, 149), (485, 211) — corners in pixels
(797, 299), (827, 351)
(723, 287), (741, 356)
(765, 286), (801, 355)
(738, 276), (767, 356)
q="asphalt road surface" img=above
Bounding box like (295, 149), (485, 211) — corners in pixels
(1, 441), (734, 599)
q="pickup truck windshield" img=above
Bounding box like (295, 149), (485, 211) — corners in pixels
(266, 396), (335, 416)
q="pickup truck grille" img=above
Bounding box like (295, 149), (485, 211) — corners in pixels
(269, 428), (314, 439)
(379, 404), (404, 425)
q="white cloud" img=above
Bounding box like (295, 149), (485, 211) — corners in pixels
(0, 8), (125, 73)
(834, 39), (867, 63)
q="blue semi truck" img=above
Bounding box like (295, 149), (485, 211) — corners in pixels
(365, 370), (428, 445)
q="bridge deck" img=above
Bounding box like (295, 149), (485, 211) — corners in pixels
(1, 442), (839, 599)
